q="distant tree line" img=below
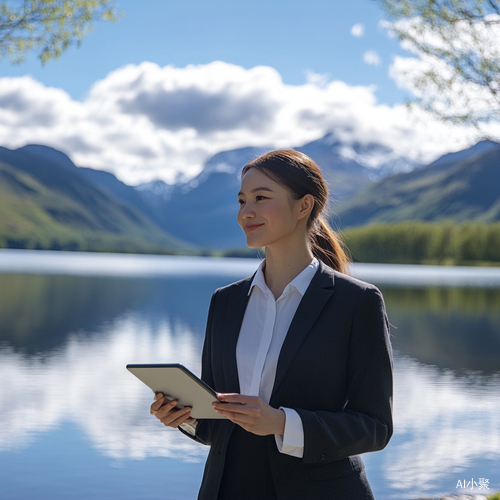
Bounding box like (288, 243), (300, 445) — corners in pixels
(343, 221), (500, 265)
(0, 230), (182, 255)
(3, 221), (500, 266)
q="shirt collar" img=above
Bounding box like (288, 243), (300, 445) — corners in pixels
(248, 257), (319, 297)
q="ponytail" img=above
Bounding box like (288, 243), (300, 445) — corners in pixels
(309, 215), (351, 275)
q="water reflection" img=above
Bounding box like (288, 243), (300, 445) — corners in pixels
(0, 312), (208, 462)
(386, 355), (500, 498)
(0, 274), (224, 354)
(1, 314), (499, 496)
(1, 254), (499, 498)
(383, 287), (500, 373)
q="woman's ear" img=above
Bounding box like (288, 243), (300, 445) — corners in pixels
(297, 194), (315, 221)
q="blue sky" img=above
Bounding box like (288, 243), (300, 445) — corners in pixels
(0, 0), (480, 184)
(0, 0), (408, 103)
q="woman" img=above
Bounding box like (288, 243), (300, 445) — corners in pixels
(151, 150), (393, 500)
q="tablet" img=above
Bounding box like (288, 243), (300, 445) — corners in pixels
(126, 363), (224, 419)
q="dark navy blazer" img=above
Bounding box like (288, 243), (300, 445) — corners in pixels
(183, 261), (393, 499)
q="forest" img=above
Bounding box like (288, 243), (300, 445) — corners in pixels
(343, 222), (500, 266)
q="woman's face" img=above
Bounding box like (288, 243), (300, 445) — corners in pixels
(237, 168), (305, 249)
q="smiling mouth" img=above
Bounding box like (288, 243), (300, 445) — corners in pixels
(245, 223), (264, 232)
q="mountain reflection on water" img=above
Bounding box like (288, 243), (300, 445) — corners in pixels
(0, 251), (499, 499)
(382, 287), (500, 374)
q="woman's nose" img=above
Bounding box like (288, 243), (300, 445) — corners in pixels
(240, 204), (255, 219)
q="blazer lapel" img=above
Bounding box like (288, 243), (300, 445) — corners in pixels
(222, 276), (253, 393)
(271, 263), (336, 400)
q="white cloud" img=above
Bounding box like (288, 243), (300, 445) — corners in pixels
(305, 69), (331, 88)
(363, 50), (381, 66)
(0, 61), (495, 185)
(351, 23), (365, 37)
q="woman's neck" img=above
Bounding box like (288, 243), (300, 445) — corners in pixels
(263, 242), (314, 300)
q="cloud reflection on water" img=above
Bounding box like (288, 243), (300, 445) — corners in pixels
(387, 355), (500, 496)
(1, 310), (499, 494)
(0, 312), (208, 462)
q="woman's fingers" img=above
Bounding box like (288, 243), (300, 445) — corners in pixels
(150, 393), (168, 414)
(217, 393), (254, 404)
(154, 398), (179, 417)
(150, 398), (162, 414)
(213, 393), (259, 416)
(159, 406), (193, 428)
(214, 404), (259, 422)
(150, 397), (193, 428)
(213, 394), (262, 424)
(212, 394), (286, 435)
(214, 403), (258, 418)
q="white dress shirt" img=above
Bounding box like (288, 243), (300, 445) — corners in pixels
(236, 257), (319, 458)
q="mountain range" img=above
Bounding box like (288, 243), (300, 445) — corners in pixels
(336, 140), (500, 226)
(132, 134), (422, 249)
(0, 134), (498, 252)
(0, 145), (192, 253)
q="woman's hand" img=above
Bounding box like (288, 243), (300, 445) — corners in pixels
(213, 393), (285, 436)
(150, 393), (196, 428)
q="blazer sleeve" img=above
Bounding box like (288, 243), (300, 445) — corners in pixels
(296, 286), (393, 465)
(178, 289), (218, 446)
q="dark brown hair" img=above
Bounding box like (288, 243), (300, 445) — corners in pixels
(241, 149), (351, 274)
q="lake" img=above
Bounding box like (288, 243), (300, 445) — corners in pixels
(0, 249), (499, 499)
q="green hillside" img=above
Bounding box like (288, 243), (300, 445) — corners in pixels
(337, 143), (500, 227)
(0, 153), (193, 254)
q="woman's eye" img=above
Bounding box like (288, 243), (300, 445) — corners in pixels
(256, 195), (266, 201)
(238, 199), (245, 205)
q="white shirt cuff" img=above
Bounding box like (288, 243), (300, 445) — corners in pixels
(274, 407), (304, 458)
(179, 420), (198, 436)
